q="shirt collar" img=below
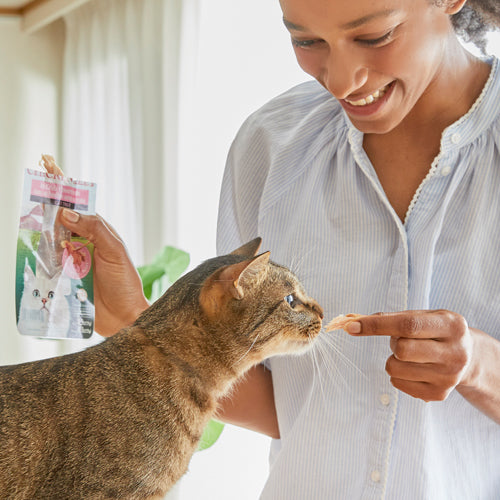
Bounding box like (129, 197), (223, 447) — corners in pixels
(345, 56), (500, 153)
(441, 56), (499, 151)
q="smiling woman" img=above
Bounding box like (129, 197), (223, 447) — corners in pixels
(216, 0), (500, 498)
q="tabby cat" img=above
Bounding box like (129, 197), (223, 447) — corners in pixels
(0, 238), (323, 499)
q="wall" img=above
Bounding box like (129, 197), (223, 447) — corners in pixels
(176, 0), (307, 267)
(0, 16), (65, 365)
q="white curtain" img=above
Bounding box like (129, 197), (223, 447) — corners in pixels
(62, 0), (182, 265)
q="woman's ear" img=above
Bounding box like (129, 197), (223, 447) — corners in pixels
(443, 0), (468, 15)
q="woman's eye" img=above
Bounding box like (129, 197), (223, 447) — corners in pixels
(284, 294), (303, 308)
(32, 289), (40, 298)
(291, 38), (321, 48)
(357, 29), (395, 47)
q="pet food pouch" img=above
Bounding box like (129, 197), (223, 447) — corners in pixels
(16, 166), (97, 339)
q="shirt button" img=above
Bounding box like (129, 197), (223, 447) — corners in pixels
(380, 393), (391, 406)
(441, 166), (452, 176)
(371, 470), (381, 483)
(451, 132), (461, 144)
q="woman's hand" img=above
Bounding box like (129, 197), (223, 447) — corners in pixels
(346, 310), (500, 423)
(59, 209), (150, 336)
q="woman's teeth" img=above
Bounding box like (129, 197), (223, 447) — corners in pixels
(345, 85), (389, 106)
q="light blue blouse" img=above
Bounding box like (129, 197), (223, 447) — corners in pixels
(217, 57), (500, 499)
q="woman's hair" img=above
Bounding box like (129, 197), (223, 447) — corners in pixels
(448, 0), (500, 52)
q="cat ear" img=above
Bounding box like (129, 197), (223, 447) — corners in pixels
(24, 259), (35, 282)
(53, 270), (71, 296)
(230, 237), (262, 258)
(219, 252), (270, 300)
(200, 252), (271, 318)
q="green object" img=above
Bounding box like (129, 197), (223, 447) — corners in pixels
(197, 419), (225, 451)
(137, 246), (190, 301)
(137, 245), (224, 452)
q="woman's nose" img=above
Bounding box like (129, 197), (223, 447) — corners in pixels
(321, 49), (368, 100)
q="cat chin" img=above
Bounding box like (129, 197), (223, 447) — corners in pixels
(270, 340), (316, 358)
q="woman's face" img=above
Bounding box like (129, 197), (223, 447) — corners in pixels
(280, 0), (459, 134)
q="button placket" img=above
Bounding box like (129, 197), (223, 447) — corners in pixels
(380, 393), (391, 406)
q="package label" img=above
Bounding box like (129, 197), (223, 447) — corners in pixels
(15, 169), (97, 339)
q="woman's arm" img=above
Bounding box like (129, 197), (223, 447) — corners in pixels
(216, 364), (280, 439)
(456, 328), (500, 425)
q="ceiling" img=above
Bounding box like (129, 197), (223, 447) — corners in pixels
(0, 0), (88, 33)
(0, 0), (36, 12)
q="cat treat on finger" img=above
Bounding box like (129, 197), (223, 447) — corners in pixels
(325, 313), (364, 332)
(15, 158), (97, 339)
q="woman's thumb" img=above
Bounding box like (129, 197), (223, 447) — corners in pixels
(61, 208), (81, 225)
(59, 209), (127, 255)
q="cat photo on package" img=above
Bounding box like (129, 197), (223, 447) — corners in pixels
(15, 160), (97, 339)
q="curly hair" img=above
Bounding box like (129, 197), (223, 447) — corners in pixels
(446, 0), (500, 52)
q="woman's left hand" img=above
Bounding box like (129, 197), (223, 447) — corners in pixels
(346, 310), (500, 424)
(346, 310), (474, 401)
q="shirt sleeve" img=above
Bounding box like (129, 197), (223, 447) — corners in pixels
(216, 113), (271, 256)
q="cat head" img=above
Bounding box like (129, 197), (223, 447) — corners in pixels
(22, 259), (71, 312)
(138, 239), (323, 373)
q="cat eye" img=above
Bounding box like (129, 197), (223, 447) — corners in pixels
(48, 291), (55, 299)
(32, 289), (40, 298)
(284, 294), (303, 309)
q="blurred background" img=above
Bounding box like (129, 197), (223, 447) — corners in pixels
(0, 1), (499, 498)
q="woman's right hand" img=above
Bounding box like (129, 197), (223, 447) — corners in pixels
(59, 209), (150, 336)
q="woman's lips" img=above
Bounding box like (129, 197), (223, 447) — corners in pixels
(341, 81), (395, 116)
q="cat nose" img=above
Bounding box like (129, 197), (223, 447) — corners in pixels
(312, 301), (324, 319)
(42, 298), (47, 304)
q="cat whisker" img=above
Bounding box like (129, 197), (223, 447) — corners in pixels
(287, 247), (316, 278)
(314, 330), (367, 386)
(311, 338), (344, 397)
(308, 337), (328, 409)
(232, 334), (260, 367)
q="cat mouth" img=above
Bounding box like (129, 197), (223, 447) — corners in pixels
(298, 323), (322, 342)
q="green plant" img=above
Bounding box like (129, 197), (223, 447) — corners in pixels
(137, 246), (224, 452)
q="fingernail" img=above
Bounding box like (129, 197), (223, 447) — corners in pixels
(62, 208), (80, 223)
(346, 321), (362, 334)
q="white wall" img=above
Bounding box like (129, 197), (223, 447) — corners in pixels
(0, 17), (66, 365)
(176, 0), (307, 267)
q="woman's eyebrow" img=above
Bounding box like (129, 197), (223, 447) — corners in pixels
(282, 18), (306, 31)
(341, 9), (399, 29)
(283, 9), (398, 32)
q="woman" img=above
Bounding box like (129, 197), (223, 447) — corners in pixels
(61, 0), (500, 497)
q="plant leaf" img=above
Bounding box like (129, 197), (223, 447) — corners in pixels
(137, 265), (165, 300)
(197, 419), (225, 452)
(151, 246), (190, 284)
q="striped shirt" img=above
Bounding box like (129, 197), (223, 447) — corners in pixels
(217, 57), (500, 499)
